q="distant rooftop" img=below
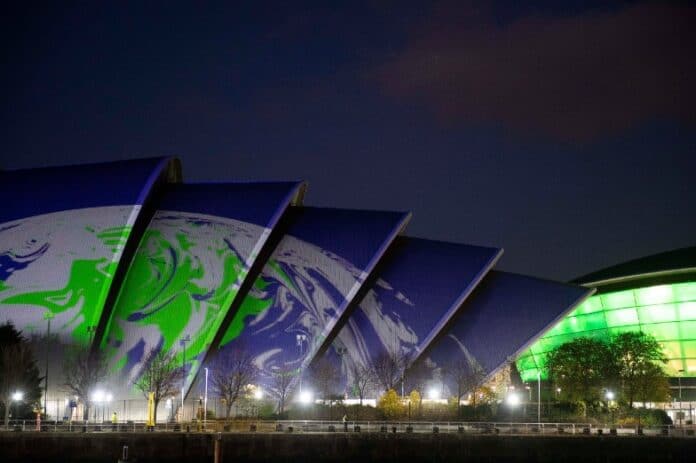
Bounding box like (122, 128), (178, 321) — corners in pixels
(573, 246), (696, 291)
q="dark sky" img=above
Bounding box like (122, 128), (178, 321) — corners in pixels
(1, 1), (694, 281)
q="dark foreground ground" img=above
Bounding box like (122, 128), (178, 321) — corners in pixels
(2, 431), (695, 463)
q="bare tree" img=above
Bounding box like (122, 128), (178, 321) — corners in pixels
(371, 350), (407, 392)
(308, 357), (340, 401)
(271, 370), (294, 415)
(308, 358), (341, 419)
(134, 350), (182, 424)
(63, 349), (108, 421)
(349, 362), (373, 407)
(446, 357), (485, 415)
(210, 349), (257, 420)
(403, 360), (431, 416)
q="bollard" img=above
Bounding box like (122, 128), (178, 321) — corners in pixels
(392, 426), (397, 434)
(287, 426), (294, 433)
(582, 427), (590, 435)
(353, 425), (361, 433)
(597, 429), (603, 435)
(406, 426), (413, 433)
(380, 425), (387, 433)
(249, 424), (257, 432)
(275, 424), (283, 432)
(328, 425), (336, 432)
(117, 445), (129, 463)
(214, 433), (222, 463)
(457, 425), (465, 434)
(432, 426), (439, 434)
(637, 427), (644, 436)
(610, 428), (617, 436)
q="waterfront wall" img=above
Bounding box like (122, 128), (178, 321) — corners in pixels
(1, 432), (695, 463)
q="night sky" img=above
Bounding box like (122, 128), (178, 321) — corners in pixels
(1, 1), (694, 281)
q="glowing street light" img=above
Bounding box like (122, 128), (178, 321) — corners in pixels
(605, 390), (615, 401)
(506, 392), (521, 407)
(299, 390), (313, 404)
(12, 391), (24, 402)
(254, 388), (264, 400)
(427, 387), (441, 400)
(91, 390), (105, 403)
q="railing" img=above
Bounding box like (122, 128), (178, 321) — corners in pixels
(1, 419), (695, 437)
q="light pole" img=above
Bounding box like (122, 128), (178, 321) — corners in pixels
(537, 371), (541, 424)
(678, 369), (685, 426)
(11, 391), (23, 423)
(605, 390), (615, 424)
(254, 387), (263, 419)
(296, 334), (306, 392)
(180, 335), (190, 412)
(43, 311), (54, 418)
(507, 392), (520, 422)
(203, 367), (209, 428)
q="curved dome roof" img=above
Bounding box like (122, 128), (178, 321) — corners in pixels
(573, 246), (696, 292)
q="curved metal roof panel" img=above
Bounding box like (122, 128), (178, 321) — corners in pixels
(0, 157), (179, 223)
(323, 237), (501, 390)
(421, 271), (593, 389)
(100, 181), (304, 396)
(207, 206), (410, 396)
(0, 157), (179, 349)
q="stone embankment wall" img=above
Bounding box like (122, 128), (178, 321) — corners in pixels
(1, 432), (695, 463)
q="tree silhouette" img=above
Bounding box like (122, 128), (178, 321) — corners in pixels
(63, 348), (108, 421)
(0, 323), (42, 427)
(134, 349), (182, 424)
(210, 349), (257, 420)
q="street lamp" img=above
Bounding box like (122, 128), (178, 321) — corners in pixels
(296, 334), (307, 393)
(299, 390), (313, 405)
(11, 391), (23, 422)
(180, 335), (190, 411)
(537, 371), (541, 424)
(428, 387), (440, 401)
(203, 367), (209, 427)
(606, 390), (616, 424)
(253, 387), (263, 419)
(507, 392), (520, 421)
(43, 311), (54, 418)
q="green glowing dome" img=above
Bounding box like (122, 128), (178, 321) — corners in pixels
(517, 247), (696, 382)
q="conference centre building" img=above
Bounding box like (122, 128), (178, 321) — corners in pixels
(1, 158), (693, 422)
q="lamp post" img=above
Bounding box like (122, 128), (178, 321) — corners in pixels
(296, 334), (306, 393)
(203, 367), (209, 428)
(180, 335), (190, 412)
(537, 371), (541, 424)
(507, 392), (520, 421)
(11, 391), (23, 423)
(254, 387), (263, 419)
(43, 311), (54, 418)
(606, 390), (615, 424)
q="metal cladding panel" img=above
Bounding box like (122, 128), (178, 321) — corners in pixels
(101, 182), (303, 394)
(422, 271), (591, 393)
(324, 237), (501, 390)
(211, 207), (410, 395)
(0, 158), (174, 346)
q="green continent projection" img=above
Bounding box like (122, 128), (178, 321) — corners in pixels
(102, 211), (269, 393)
(517, 281), (696, 382)
(0, 206), (139, 346)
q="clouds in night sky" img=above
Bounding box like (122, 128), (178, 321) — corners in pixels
(374, 2), (696, 141)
